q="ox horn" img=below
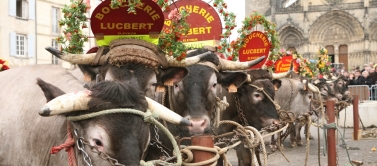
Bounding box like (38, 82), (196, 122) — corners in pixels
(166, 51), (212, 67)
(308, 83), (320, 93)
(45, 47), (95, 65)
(146, 97), (191, 126)
(272, 60), (294, 79)
(218, 56), (265, 71)
(39, 90), (92, 116)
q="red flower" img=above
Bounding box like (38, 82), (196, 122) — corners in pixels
(227, 56), (233, 61)
(218, 53), (225, 59)
(265, 60), (273, 67)
(84, 0), (91, 12)
(176, 56), (182, 61)
(0, 59), (4, 64)
(3, 65), (9, 70)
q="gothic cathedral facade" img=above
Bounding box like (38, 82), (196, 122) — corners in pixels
(245, 0), (377, 70)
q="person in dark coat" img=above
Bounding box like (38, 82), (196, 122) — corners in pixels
(358, 71), (374, 86)
(348, 71), (361, 85)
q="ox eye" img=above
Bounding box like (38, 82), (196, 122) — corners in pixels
(212, 83), (217, 88)
(94, 139), (102, 146)
(254, 93), (261, 98)
(174, 84), (179, 88)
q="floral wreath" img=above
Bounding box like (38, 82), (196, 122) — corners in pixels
(315, 47), (331, 75)
(217, 11), (280, 63)
(158, 8), (190, 61)
(58, 0), (189, 61)
(0, 58), (10, 71)
(276, 50), (316, 78)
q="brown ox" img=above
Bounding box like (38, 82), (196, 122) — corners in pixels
(145, 48), (289, 165)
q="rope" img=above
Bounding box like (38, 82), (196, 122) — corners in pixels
(67, 108), (183, 166)
(322, 122), (354, 166)
(304, 118), (312, 166)
(50, 122), (77, 166)
(213, 96), (229, 128)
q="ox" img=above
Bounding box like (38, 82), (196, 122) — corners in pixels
(145, 48), (288, 165)
(313, 75), (351, 102)
(0, 65), (188, 165)
(274, 74), (319, 147)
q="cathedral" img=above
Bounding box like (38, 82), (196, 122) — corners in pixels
(245, 0), (377, 70)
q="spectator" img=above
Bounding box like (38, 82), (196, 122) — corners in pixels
(370, 66), (377, 84)
(349, 71), (361, 85)
(340, 66), (346, 74)
(369, 62), (375, 68)
(361, 64), (368, 73)
(342, 71), (350, 79)
(357, 71), (374, 86)
(355, 66), (360, 72)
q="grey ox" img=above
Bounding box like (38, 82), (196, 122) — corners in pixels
(274, 74), (319, 147)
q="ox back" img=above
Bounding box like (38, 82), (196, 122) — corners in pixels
(0, 65), (150, 166)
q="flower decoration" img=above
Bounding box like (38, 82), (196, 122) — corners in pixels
(57, 0), (89, 54)
(158, 8), (190, 61)
(0, 58), (10, 71)
(316, 47), (331, 75)
(217, 11), (280, 64)
(212, 0), (237, 60)
(152, 0), (173, 11)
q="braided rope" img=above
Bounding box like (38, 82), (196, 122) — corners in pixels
(50, 123), (77, 166)
(67, 108), (182, 166)
(213, 96), (229, 128)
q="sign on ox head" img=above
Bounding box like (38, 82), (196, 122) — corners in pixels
(91, 0), (164, 46)
(162, 0), (222, 49)
(239, 31), (271, 69)
(274, 55), (299, 73)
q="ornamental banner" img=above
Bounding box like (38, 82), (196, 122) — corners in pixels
(162, 0), (222, 48)
(239, 31), (271, 69)
(274, 55), (299, 73)
(90, 0), (164, 46)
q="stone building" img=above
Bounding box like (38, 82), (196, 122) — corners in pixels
(0, 0), (97, 68)
(245, 0), (377, 70)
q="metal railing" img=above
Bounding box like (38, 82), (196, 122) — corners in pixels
(348, 85), (377, 101)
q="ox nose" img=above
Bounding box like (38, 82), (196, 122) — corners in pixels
(262, 118), (281, 128)
(336, 94), (343, 100)
(188, 119), (207, 135)
(344, 91), (350, 96)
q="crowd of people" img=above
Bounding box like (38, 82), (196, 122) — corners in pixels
(337, 62), (377, 86)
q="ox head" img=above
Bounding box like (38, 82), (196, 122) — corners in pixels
(236, 69), (283, 130)
(168, 48), (266, 136)
(312, 76), (350, 102)
(45, 39), (211, 101)
(321, 73), (351, 101)
(37, 78), (189, 165)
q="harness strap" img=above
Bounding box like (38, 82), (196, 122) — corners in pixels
(248, 83), (281, 111)
(50, 122), (77, 166)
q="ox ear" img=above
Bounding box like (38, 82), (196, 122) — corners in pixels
(218, 72), (248, 90)
(272, 79), (282, 91)
(78, 64), (105, 82)
(36, 78), (66, 102)
(156, 67), (188, 86)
